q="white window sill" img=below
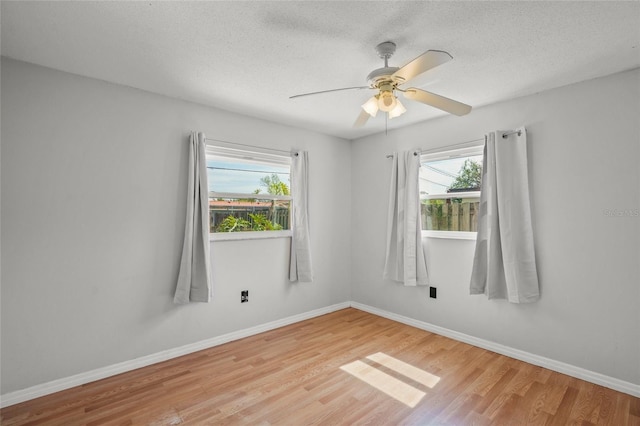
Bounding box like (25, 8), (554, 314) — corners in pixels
(210, 230), (292, 242)
(422, 231), (477, 240)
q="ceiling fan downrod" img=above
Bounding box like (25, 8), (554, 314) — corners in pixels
(367, 42), (402, 89)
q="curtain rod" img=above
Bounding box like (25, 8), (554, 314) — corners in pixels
(205, 137), (294, 155)
(385, 129), (522, 158)
(502, 129), (522, 138)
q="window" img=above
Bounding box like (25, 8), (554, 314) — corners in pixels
(207, 145), (292, 240)
(419, 145), (483, 239)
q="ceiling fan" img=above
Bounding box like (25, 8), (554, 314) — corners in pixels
(290, 41), (472, 128)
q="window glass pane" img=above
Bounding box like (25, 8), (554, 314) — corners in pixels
(207, 148), (291, 234)
(419, 154), (483, 196)
(421, 197), (480, 231)
(210, 198), (290, 232)
(420, 147), (483, 232)
(208, 156), (290, 195)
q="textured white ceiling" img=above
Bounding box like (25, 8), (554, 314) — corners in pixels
(2, 1), (639, 140)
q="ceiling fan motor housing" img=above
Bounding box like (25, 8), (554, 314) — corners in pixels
(367, 67), (402, 88)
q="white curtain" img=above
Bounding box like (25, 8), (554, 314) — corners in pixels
(289, 151), (313, 282)
(174, 132), (212, 303)
(383, 150), (429, 286)
(470, 128), (539, 303)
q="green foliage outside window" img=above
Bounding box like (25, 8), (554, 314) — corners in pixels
(215, 213), (283, 233)
(248, 213), (283, 231)
(216, 215), (252, 232)
(257, 174), (290, 196)
(448, 159), (482, 191)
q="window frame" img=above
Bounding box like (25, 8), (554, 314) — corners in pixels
(420, 144), (484, 240)
(206, 145), (293, 242)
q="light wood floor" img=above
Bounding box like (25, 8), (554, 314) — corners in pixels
(2, 308), (639, 425)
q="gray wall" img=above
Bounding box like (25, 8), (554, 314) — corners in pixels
(0, 58), (352, 394)
(2, 57), (638, 396)
(350, 69), (640, 386)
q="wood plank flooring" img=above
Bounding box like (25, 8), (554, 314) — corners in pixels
(2, 308), (639, 425)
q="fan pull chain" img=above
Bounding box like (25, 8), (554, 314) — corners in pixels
(385, 113), (388, 136)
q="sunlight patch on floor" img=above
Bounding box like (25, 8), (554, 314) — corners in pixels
(367, 352), (440, 388)
(340, 360), (426, 407)
(340, 352), (441, 408)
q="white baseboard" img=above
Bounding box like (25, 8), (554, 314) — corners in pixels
(350, 302), (640, 398)
(0, 302), (350, 408)
(2, 300), (638, 408)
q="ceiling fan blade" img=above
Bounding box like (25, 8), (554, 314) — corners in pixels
(392, 50), (453, 84)
(353, 109), (371, 128)
(290, 86), (371, 99)
(403, 88), (472, 116)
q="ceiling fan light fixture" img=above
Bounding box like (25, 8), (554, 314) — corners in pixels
(388, 98), (406, 119)
(361, 95), (379, 117)
(378, 90), (397, 112)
